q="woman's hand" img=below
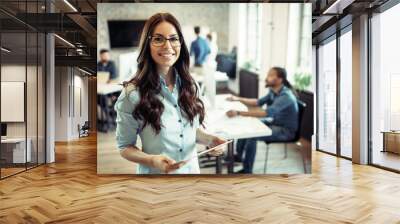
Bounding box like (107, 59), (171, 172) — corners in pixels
(207, 136), (228, 156)
(150, 155), (182, 174)
(226, 110), (239, 118)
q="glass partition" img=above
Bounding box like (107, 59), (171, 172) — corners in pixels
(0, 1), (46, 179)
(370, 3), (400, 171)
(1, 31), (28, 177)
(339, 29), (352, 158)
(317, 37), (337, 154)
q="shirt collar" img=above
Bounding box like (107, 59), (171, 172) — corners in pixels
(159, 68), (181, 88)
(272, 85), (287, 96)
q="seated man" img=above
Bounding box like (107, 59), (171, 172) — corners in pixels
(225, 67), (299, 174)
(97, 49), (117, 83)
(97, 49), (119, 131)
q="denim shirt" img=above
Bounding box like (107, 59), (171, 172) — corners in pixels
(257, 86), (299, 133)
(97, 61), (117, 80)
(114, 71), (200, 174)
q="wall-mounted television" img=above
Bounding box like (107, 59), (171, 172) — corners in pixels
(108, 20), (146, 48)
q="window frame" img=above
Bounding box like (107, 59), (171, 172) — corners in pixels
(315, 24), (353, 160)
(367, 1), (400, 173)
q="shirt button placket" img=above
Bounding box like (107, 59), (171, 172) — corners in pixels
(175, 103), (185, 160)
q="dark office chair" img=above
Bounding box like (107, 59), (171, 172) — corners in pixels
(216, 54), (237, 79)
(264, 100), (306, 173)
(78, 121), (90, 138)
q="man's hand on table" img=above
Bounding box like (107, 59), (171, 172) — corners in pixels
(226, 110), (240, 118)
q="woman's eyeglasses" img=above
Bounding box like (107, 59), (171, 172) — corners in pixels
(149, 35), (181, 47)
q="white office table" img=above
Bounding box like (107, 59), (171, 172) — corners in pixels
(203, 94), (272, 173)
(191, 71), (229, 84)
(97, 83), (123, 95)
(1, 138), (32, 163)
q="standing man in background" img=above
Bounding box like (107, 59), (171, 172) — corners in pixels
(190, 26), (210, 67)
(206, 33), (218, 67)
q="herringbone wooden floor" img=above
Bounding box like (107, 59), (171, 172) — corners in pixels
(1, 134), (400, 224)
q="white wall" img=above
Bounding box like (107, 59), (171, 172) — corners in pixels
(72, 74), (89, 138)
(259, 4), (289, 98)
(54, 67), (89, 141)
(228, 4), (239, 54)
(55, 66), (68, 141)
(226, 3), (241, 94)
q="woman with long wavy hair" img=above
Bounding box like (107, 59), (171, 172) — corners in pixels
(114, 12), (227, 174)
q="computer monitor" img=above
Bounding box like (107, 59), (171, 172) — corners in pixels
(1, 123), (7, 137)
(97, 71), (110, 84)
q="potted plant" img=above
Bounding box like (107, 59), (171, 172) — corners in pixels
(293, 72), (312, 91)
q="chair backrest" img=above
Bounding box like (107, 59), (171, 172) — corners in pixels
(82, 121), (90, 129)
(294, 100), (306, 141)
(239, 69), (259, 98)
(216, 54), (236, 79)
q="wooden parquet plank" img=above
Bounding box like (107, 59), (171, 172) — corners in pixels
(0, 134), (400, 223)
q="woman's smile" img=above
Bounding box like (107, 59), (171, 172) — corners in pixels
(157, 51), (176, 59)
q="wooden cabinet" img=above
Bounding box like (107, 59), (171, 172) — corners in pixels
(382, 131), (400, 154)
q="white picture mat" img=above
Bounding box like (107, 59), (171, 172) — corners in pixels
(1, 81), (25, 122)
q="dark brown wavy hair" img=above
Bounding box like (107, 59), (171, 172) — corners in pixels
(124, 12), (205, 134)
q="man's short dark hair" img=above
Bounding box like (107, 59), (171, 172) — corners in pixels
(100, 49), (109, 54)
(194, 26), (200, 35)
(206, 34), (212, 41)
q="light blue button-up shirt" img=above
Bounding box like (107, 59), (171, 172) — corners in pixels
(190, 37), (211, 66)
(114, 71), (201, 174)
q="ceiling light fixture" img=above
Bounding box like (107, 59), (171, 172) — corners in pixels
(322, 0), (354, 15)
(54, 34), (75, 48)
(1, 47), (11, 53)
(78, 67), (92, 76)
(63, 0), (78, 12)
